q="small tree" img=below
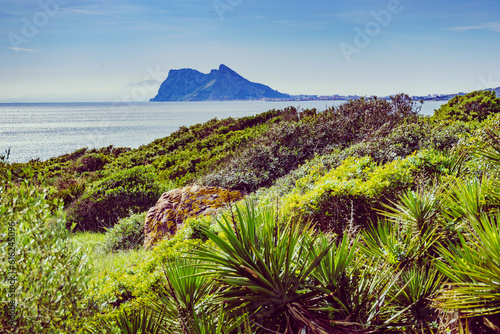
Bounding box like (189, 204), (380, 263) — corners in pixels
(0, 171), (92, 332)
(434, 90), (500, 122)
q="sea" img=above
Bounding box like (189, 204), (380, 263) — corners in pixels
(0, 100), (447, 163)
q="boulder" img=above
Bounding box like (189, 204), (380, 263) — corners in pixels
(144, 185), (242, 248)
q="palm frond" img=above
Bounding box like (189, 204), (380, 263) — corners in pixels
(387, 266), (443, 330)
(442, 177), (490, 225)
(360, 220), (440, 269)
(380, 188), (442, 236)
(144, 258), (217, 332)
(190, 200), (340, 333)
(435, 213), (500, 317)
(85, 307), (167, 334)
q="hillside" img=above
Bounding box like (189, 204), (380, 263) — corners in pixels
(3, 91), (500, 333)
(150, 64), (290, 101)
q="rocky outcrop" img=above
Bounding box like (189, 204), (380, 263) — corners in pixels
(144, 185), (243, 248)
(150, 64), (290, 101)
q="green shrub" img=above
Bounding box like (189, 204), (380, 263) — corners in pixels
(178, 215), (216, 242)
(433, 90), (500, 122)
(0, 173), (93, 333)
(277, 149), (452, 234)
(104, 108), (294, 185)
(67, 165), (165, 232)
(250, 118), (473, 211)
(100, 213), (146, 253)
(86, 236), (202, 313)
(73, 152), (112, 173)
(341, 119), (472, 163)
(51, 176), (87, 207)
(200, 94), (423, 192)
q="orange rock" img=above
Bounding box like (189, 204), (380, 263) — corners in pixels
(144, 186), (242, 248)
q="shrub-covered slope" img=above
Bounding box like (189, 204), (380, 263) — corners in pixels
(4, 91), (500, 333)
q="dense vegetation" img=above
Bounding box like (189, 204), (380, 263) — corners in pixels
(2, 91), (500, 333)
(433, 90), (500, 122)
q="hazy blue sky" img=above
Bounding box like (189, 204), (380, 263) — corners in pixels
(1, 0), (500, 101)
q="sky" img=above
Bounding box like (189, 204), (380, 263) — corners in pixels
(0, 0), (500, 101)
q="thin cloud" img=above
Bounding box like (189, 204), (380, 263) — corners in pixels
(7, 47), (40, 52)
(63, 8), (113, 16)
(448, 22), (500, 32)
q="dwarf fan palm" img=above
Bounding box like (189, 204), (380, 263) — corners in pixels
(85, 307), (167, 334)
(434, 213), (500, 317)
(147, 258), (218, 332)
(388, 267), (443, 332)
(191, 201), (338, 333)
(312, 233), (406, 332)
(380, 189), (442, 237)
(360, 220), (439, 270)
(442, 177), (491, 225)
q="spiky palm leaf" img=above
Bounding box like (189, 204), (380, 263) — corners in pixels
(478, 130), (500, 206)
(312, 233), (405, 332)
(387, 266), (443, 331)
(145, 258), (217, 333)
(360, 220), (440, 270)
(442, 177), (491, 225)
(435, 213), (500, 317)
(191, 201), (339, 333)
(478, 129), (500, 168)
(85, 307), (167, 334)
(190, 308), (251, 334)
(380, 189), (441, 236)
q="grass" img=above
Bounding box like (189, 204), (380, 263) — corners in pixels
(70, 231), (148, 281)
(71, 231), (107, 253)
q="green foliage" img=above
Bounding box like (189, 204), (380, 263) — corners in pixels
(51, 175), (87, 207)
(275, 149), (452, 234)
(106, 108), (292, 185)
(190, 201), (444, 333)
(100, 213), (146, 253)
(74, 152), (112, 173)
(24, 146), (128, 180)
(442, 177), (493, 224)
(192, 201), (339, 333)
(201, 94), (423, 192)
(312, 233), (402, 331)
(344, 119), (472, 164)
(451, 112), (500, 177)
(67, 166), (166, 231)
(433, 90), (500, 122)
(389, 267), (443, 330)
(179, 215), (215, 242)
(145, 258), (219, 332)
(435, 213), (500, 316)
(361, 219), (440, 269)
(0, 172), (93, 333)
(86, 307), (167, 334)
(252, 118), (469, 206)
(84, 229), (203, 314)
(381, 188), (443, 236)
(434, 138), (500, 321)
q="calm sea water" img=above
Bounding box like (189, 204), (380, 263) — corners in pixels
(0, 100), (446, 163)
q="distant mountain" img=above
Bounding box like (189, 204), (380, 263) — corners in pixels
(150, 64), (290, 101)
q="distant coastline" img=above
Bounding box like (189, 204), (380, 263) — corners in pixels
(243, 94), (455, 102)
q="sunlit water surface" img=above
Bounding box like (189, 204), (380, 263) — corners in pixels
(0, 100), (446, 162)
